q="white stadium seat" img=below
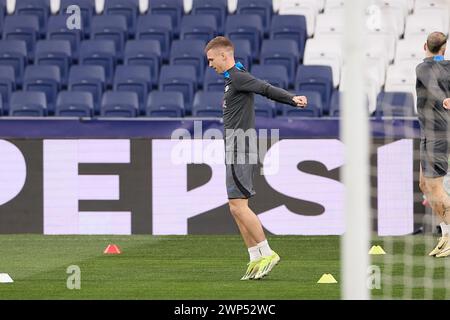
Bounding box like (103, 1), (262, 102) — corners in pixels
(315, 13), (344, 37)
(405, 11), (447, 37)
(278, 2), (318, 37)
(395, 36), (428, 64)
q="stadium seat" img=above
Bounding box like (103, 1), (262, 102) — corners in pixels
(192, 91), (223, 117)
(3, 15), (40, 60)
(55, 91), (94, 117)
(136, 14), (172, 62)
(283, 0), (324, 13)
(225, 14), (263, 61)
(254, 95), (275, 118)
(376, 91), (415, 117)
(203, 67), (225, 91)
(15, 0), (50, 36)
(192, 0), (227, 34)
(0, 96), (3, 116)
(159, 65), (197, 113)
(270, 15), (307, 60)
(237, 0), (272, 35)
(91, 15), (127, 61)
(0, 40), (27, 87)
(180, 14), (217, 42)
(68, 65), (106, 114)
(251, 65), (288, 89)
(303, 36), (343, 87)
(104, 0), (139, 36)
(324, 0), (344, 11)
(124, 40), (162, 88)
(260, 39), (299, 87)
(280, 91), (322, 117)
(295, 65), (333, 114)
(60, 0), (95, 37)
(79, 40), (117, 86)
(233, 39), (252, 69)
(278, 1), (316, 37)
(149, 0), (184, 37)
(47, 15), (83, 61)
(315, 13), (344, 37)
(146, 91), (185, 117)
(100, 91), (139, 117)
(385, 62), (417, 91)
(170, 39), (206, 87)
(113, 65), (152, 115)
(23, 65), (61, 114)
(0, 65), (15, 112)
(404, 10), (447, 38)
(9, 91), (47, 117)
(328, 90), (341, 117)
(395, 36), (428, 64)
(35, 40), (72, 86)
(365, 31), (397, 64)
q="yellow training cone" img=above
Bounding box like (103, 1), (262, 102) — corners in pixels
(369, 245), (386, 255)
(317, 273), (338, 284)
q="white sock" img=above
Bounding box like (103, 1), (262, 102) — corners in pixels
(248, 245), (262, 262)
(440, 222), (449, 236)
(256, 240), (272, 257)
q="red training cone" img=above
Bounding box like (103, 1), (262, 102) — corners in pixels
(104, 244), (121, 255)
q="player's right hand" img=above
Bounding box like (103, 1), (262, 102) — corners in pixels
(293, 96), (307, 108)
(443, 98), (450, 110)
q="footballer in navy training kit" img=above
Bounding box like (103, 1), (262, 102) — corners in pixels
(205, 36), (308, 280)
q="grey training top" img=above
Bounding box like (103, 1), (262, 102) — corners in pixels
(222, 62), (297, 158)
(416, 56), (450, 139)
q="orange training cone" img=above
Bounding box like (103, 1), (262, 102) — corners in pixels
(104, 244), (121, 255)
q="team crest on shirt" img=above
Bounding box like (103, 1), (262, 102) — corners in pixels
(222, 99), (227, 109)
(225, 85), (229, 93)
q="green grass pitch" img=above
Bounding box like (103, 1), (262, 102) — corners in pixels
(0, 235), (447, 299)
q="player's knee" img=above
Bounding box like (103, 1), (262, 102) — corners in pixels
(229, 201), (244, 218)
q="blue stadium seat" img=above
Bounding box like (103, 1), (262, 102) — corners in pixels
(47, 15), (82, 61)
(260, 39), (299, 88)
(170, 39), (206, 87)
(225, 14), (263, 61)
(0, 97), (3, 116)
(136, 14), (172, 62)
(329, 91), (370, 117)
(192, 91), (223, 117)
(23, 65), (60, 114)
(0, 40), (27, 87)
(124, 40), (161, 88)
(251, 65), (289, 89)
(0, 65), (15, 112)
(15, 0), (50, 36)
(9, 91), (47, 116)
(146, 91), (184, 117)
(254, 95), (275, 118)
(68, 65), (106, 115)
(104, 0), (139, 36)
(79, 40), (117, 86)
(180, 14), (217, 42)
(295, 65), (333, 114)
(60, 0), (95, 37)
(113, 65), (152, 115)
(280, 91), (322, 117)
(0, 0), (4, 36)
(237, 0), (272, 35)
(233, 39), (252, 70)
(55, 91), (94, 117)
(91, 15), (127, 61)
(159, 65), (196, 112)
(149, 0), (184, 37)
(270, 15), (307, 61)
(376, 92), (415, 117)
(3, 15), (40, 60)
(192, 0), (227, 34)
(203, 67), (225, 91)
(329, 90), (341, 117)
(35, 40), (72, 87)
(101, 91), (139, 117)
